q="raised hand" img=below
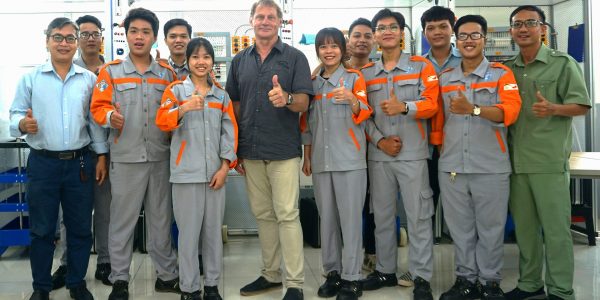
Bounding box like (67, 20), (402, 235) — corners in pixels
(19, 108), (38, 134)
(110, 102), (125, 129)
(380, 88), (406, 116)
(532, 90), (555, 118)
(268, 75), (287, 107)
(180, 88), (205, 115)
(449, 89), (474, 115)
(332, 78), (354, 104)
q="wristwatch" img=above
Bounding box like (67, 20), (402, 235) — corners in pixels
(472, 104), (481, 116)
(286, 93), (294, 105)
(401, 102), (410, 115)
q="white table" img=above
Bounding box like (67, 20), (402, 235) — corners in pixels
(569, 152), (599, 245)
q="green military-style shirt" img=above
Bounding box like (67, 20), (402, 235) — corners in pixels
(505, 44), (590, 173)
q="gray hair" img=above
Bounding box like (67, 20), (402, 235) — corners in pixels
(45, 17), (79, 37)
(250, 0), (283, 19)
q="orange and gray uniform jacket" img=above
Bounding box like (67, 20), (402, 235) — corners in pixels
(300, 65), (372, 173)
(91, 56), (176, 162)
(156, 77), (238, 183)
(362, 55), (439, 161)
(430, 58), (521, 173)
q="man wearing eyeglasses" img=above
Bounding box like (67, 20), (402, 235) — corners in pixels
(9, 17), (108, 300)
(430, 15), (522, 300)
(504, 5), (590, 300)
(75, 15), (105, 74)
(360, 8), (438, 300)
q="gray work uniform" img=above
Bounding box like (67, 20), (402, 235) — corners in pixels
(90, 55), (178, 283)
(169, 57), (190, 81)
(301, 65), (371, 281)
(157, 77), (237, 292)
(362, 54), (439, 280)
(433, 58), (522, 283)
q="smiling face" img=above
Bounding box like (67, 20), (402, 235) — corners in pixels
(126, 18), (156, 58)
(188, 45), (213, 79)
(348, 24), (374, 59)
(318, 38), (343, 69)
(250, 4), (281, 41)
(374, 17), (403, 51)
(78, 22), (102, 56)
(510, 9), (546, 49)
(423, 19), (453, 49)
(456, 22), (485, 61)
(47, 25), (78, 65)
(165, 25), (190, 57)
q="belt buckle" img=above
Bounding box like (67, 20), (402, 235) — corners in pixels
(58, 152), (74, 160)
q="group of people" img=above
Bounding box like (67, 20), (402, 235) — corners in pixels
(8, 1), (589, 300)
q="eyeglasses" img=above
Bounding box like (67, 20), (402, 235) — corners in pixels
(80, 31), (102, 40)
(511, 19), (542, 29)
(456, 32), (485, 41)
(50, 34), (77, 44)
(375, 24), (401, 33)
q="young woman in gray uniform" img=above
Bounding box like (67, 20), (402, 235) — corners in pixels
(156, 38), (238, 300)
(300, 27), (372, 300)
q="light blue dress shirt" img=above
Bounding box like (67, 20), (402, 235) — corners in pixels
(424, 45), (462, 74)
(9, 61), (108, 154)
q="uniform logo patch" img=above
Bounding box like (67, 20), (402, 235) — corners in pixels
(427, 75), (438, 82)
(161, 98), (173, 108)
(503, 83), (519, 91)
(96, 80), (108, 92)
(356, 90), (366, 97)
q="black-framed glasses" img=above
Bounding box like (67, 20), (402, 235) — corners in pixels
(80, 31), (102, 40)
(511, 19), (542, 29)
(51, 34), (77, 44)
(456, 32), (485, 41)
(375, 24), (401, 33)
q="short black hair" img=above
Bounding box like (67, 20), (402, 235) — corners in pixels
(349, 18), (372, 35)
(186, 37), (215, 67)
(315, 27), (347, 63)
(45, 17), (78, 37)
(164, 18), (192, 38)
(510, 5), (546, 24)
(124, 7), (159, 37)
(454, 14), (487, 36)
(371, 8), (405, 32)
(76, 15), (102, 30)
(421, 6), (455, 30)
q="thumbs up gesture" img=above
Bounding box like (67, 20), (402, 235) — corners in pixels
(332, 78), (355, 104)
(110, 102), (125, 129)
(180, 88), (205, 115)
(19, 108), (38, 134)
(268, 75), (288, 108)
(155, 49), (168, 65)
(380, 88), (406, 116)
(531, 90), (555, 118)
(449, 89), (474, 115)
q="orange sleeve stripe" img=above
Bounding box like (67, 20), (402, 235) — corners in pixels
(175, 140), (187, 166)
(393, 73), (420, 82)
(495, 129), (507, 153)
(471, 81), (497, 89)
(366, 77), (387, 86)
(441, 85), (466, 93)
(348, 128), (361, 151)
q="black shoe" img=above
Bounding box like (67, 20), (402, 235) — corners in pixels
(181, 290), (202, 300)
(336, 280), (362, 300)
(108, 280), (129, 300)
(204, 286), (222, 300)
(440, 277), (480, 300)
(199, 255), (204, 276)
(505, 287), (546, 300)
(69, 284), (94, 300)
(360, 270), (397, 291)
(155, 277), (181, 294)
(413, 276), (433, 300)
(29, 290), (49, 300)
(480, 281), (505, 300)
(94, 263), (112, 286)
(283, 288), (303, 300)
(51, 265), (67, 290)
(240, 276), (283, 296)
(318, 271), (342, 297)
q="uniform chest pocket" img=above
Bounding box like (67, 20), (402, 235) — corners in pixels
(395, 78), (420, 101)
(182, 110), (203, 130)
(473, 86), (498, 105)
(115, 83), (138, 107)
(366, 83), (384, 108)
(152, 85), (167, 107)
(206, 104), (223, 130)
(331, 98), (352, 118)
(535, 80), (557, 103)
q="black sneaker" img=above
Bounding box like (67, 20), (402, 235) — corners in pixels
(94, 263), (112, 286)
(68, 284), (94, 300)
(283, 288), (303, 300)
(360, 270), (397, 291)
(51, 265), (67, 290)
(108, 280), (129, 300)
(480, 281), (505, 300)
(318, 271), (342, 297)
(413, 276), (433, 300)
(240, 276), (283, 296)
(336, 280), (362, 300)
(29, 290), (49, 300)
(505, 287), (546, 300)
(155, 277), (181, 294)
(181, 290), (202, 300)
(440, 277), (480, 300)
(204, 286), (222, 300)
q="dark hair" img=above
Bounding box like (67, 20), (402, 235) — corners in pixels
(186, 38), (215, 66)
(371, 8), (405, 32)
(124, 7), (159, 37)
(250, 0), (283, 19)
(164, 18), (192, 38)
(349, 18), (372, 35)
(76, 15), (102, 30)
(510, 5), (546, 24)
(421, 6), (455, 30)
(315, 27), (347, 65)
(454, 14), (488, 36)
(45, 17), (78, 37)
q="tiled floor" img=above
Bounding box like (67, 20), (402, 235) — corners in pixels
(0, 234), (598, 300)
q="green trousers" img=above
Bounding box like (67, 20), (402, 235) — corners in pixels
(509, 172), (574, 300)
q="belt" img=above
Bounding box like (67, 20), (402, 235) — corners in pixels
(31, 147), (88, 160)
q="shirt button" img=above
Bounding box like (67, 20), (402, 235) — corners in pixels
(523, 74), (528, 77)
(325, 145), (329, 149)
(142, 156), (145, 159)
(464, 149), (468, 153)
(324, 128), (328, 131)
(324, 111), (327, 114)
(465, 116), (468, 120)
(143, 79), (147, 83)
(144, 123), (147, 127)
(206, 137), (210, 140)
(464, 133), (467, 136)
(205, 121), (209, 124)
(144, 108), (147, 112)
(143, 93), (147, 97)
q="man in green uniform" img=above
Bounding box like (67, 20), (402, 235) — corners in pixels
(504, 5), (590, 300)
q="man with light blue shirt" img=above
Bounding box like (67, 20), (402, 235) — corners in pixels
(421, 6), (461, 74)
(9, 17), (108, 300)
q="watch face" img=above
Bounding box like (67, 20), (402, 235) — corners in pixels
(286, 94), (293, 105)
